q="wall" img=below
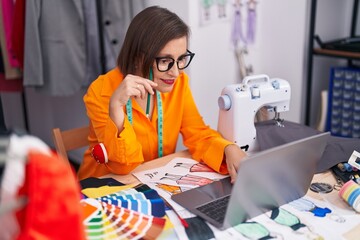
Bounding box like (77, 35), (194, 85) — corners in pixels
(187, 0), (239, 129)
(255, 0), (308, 123)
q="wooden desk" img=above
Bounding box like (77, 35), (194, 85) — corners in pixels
(307, 170), (351, 210)
(103, 150), (360, 239)
(107, 150), (336, 188)
(105, 150), (354, 211)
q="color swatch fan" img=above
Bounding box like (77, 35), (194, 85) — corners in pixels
(81, 198), (166, 239)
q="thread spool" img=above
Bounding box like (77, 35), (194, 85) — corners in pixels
(337, 163), (346, 172)
(338, 180), (360, 212)
(343, 163), (353, 172)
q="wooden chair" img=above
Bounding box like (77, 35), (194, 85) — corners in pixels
(52, 126), (89, 164)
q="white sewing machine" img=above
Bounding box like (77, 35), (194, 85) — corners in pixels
(217, 74), (291, 153)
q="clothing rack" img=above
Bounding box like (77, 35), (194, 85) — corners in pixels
(18, 0), (108, 134)
(17, 0), (139, 134)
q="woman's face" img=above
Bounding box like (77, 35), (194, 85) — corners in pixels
(152, 36), (187, 93)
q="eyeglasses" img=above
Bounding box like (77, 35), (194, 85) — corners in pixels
(155, 50), (195, 72)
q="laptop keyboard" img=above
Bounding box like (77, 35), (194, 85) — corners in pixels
(196, 195), (230, 224)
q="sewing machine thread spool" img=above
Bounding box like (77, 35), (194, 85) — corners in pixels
(344, 163), (353, 172)
(337, 163), (346, 172)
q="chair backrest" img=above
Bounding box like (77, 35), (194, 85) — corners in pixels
(52, 126), (89, 163)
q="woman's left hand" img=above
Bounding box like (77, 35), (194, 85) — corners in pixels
(224, 144), (247, 183)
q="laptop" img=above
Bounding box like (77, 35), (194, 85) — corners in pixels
(171, 132), (330, 230)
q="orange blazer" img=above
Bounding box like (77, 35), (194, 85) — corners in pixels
(78, 68), (232, 180)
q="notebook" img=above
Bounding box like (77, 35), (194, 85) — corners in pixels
(171, 132), (330, 230)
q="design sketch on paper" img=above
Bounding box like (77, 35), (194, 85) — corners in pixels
(233, 221), (281, 239)
(199, 0), (231, 26)
(155, 183), (183, 195)
(231, 0), (258, 48)
(132, 157), (228, 196)
(269, 207), (324, 240)
(173, 162), (216, 173)
(289, 197), (346, 223)
(231, 0), (259, 80)
(160, 173), (214, 187)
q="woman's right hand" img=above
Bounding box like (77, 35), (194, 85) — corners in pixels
(111, 74), (157, 106)
(109, 74), (158, 131)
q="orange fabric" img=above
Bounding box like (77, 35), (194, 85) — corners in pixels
(78, 68), (232, 180)
(16, 151), (85, 240)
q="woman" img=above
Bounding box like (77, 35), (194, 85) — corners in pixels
(78, 6), (246, 183)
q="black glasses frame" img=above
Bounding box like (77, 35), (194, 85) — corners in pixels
(155, 50), (195, 72)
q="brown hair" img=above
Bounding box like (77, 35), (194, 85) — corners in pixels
(117, 6), (190, 78)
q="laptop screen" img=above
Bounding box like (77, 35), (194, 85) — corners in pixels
(224, 132), (330, 228)
(172, 132), (330, 230)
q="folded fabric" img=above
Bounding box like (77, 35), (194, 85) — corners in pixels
(16, 150), (85, 240)
(256, 120), (360, 172)
(81, 184), (137, 198)
(0, 133), (50, 238)
(142, 189), (161, 199)
(79, 177), (125, 189)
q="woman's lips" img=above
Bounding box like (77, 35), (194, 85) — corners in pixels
(161, 79), (175, 85)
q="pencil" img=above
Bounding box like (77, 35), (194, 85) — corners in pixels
(146, 68), (153, 118)
(162, 197), (189, 228)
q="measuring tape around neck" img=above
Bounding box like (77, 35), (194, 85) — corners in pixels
(125, 92), (163, 157)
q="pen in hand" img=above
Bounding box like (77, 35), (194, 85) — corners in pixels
(146, 68), (153, 118)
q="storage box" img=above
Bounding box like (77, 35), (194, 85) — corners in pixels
(326, 67), (360, 138)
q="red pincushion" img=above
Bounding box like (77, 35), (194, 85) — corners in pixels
(91, 143), (108, 164)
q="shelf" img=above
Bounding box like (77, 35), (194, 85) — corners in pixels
(305, 0), (360, 126)
(313, 48), (360, 60)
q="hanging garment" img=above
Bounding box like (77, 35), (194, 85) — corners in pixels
(11, 0), (26, 70)
(82, 0), (102, 87)
(1, 0), (20, 68)
(0, 48), (23, 92)
(0, 1), (22, 81)
(23, 0), (145, 96)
